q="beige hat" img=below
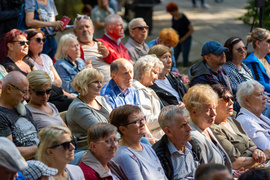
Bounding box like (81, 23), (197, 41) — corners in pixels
(0, 137), (28, 172)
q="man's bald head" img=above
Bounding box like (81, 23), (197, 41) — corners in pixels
(2, 71), (28, 89)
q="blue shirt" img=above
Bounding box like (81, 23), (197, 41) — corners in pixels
(167, 140), (198, 180)
(54, 57), (85, 94)
(100, 79), (140, 109)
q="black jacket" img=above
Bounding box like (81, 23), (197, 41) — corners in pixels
(149, 72), (187, 106)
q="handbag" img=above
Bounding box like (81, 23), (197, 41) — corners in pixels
(17, 0), (41, 31)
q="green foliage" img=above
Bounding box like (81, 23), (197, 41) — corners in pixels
(54, 0), (84, 22)
(239, 0), (270, 29)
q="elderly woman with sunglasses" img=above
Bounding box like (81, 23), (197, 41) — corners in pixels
(36, 125), (84, 179)
(25, 29), (62, 88)
(110, 105), (167, 180)
(243, 28), (270, 93)
(26, 70), (65, 131)
(2, 29), (37, 75)
(210, 84), (267, 170)
(79, 123), (128, 180)
(222, 37), (252, 95)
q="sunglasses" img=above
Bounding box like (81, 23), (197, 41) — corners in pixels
(222, 96), (235, 103)
(132, 26), (149, 31)
(9, 83), (29, 94)
(49, 141), (74, 150)
(76, 16), (90, 21)
(33, 37), (46, 43)
(32, 88), (52, 96)
(124, 116), (146, 126)
(266, 39), (270, 44)
(236, 46), (247, 52)
(12, 41), (29, 46)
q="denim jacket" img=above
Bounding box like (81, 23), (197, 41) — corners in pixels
(54, 56), (85, 94)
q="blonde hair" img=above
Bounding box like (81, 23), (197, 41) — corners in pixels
(36, 125), (71, 165)
(27, 70), (52, 89)
(148, 44), (172, 58)
(246, 28), (270, 49)
(183, 84), (218, 113)
(159, 28), (179, 47)
(55, 33), (78, 60)
(134, 54), (163, 81)
(71, 68), (104, 96)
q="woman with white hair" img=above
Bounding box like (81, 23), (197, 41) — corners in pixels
(54, 33), (89, 94)
(236, 80), (270, 151)
(36, 125), (84, 179)
(133, 54), (164, 140)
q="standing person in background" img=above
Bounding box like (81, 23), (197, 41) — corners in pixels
(0, 0), (23, 63)
(166, 2), (194, 67)
(25, 0), (64, 59)
(91, 0), (114, 39)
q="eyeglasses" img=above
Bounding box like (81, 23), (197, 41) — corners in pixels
(124, 116), (146, 126)
(132, 26), (149, 31)
(236, 46), (247, 52)
(12, 41), (29, 46)
(266, 39), (270, 44)
(76, 16), (90, 21)
(49, 140), (74, 150)
(9, 84), (28, 94)
(222, 95), (235, 103)
(32, 37), (46, 43)
(96, 138), (118, 146)
(31, 88), (52, 96)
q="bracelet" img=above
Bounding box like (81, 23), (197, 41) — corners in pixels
(147, 135), (153, 138)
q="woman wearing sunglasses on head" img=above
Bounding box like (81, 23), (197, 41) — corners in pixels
(210, 84), (268, 170)
(222, 37), (252, 96)
(79, 123), (128, 180)
(2, 29), (37, 76)
(243, 28), (270, 93)
(25, 28), (62, 88)
(110, 105), (167, 180)
(26, 70), (65, 131)
(36, 125), (84, 179)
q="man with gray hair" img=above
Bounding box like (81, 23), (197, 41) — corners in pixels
(101, 14), (132, 64)
(0, 71), (39, 160)
(0, 137), (28, 180)
(73, 14), (111, 84)
(152, 105), (199, 180)
(125, 18), (149, 62)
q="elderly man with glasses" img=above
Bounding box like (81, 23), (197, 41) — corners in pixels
(125, 18), (150, 62)
(0, 71), (39, 160)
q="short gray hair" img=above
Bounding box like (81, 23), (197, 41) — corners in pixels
(134, 54), (163, 81)
(73, 14), (93, 29)
(105, 14), (122, 25)
(236, 80), (264, 107)
(158, 105), (190, 130)
(128, 18), (145, 29)
(54, 33), (78, 60)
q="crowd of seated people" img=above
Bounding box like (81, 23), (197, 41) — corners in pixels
(2, 3), (270, 179)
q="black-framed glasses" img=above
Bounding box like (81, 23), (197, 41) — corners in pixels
(222, 95), (235, 103)
(132, 26), (149, 31)
(9, 84), (28, 94)
(236, 46), (247, 52)
(96, 138), (118, 146)
(32, 37), (46, 43)
(266, 39), (270, 44)
(49, 140), (74, 150)
(12, 41), (29, 46)
(76, 16), (90, 21)
(124, 116), (146, 126)
(32, 88), (52, 96)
